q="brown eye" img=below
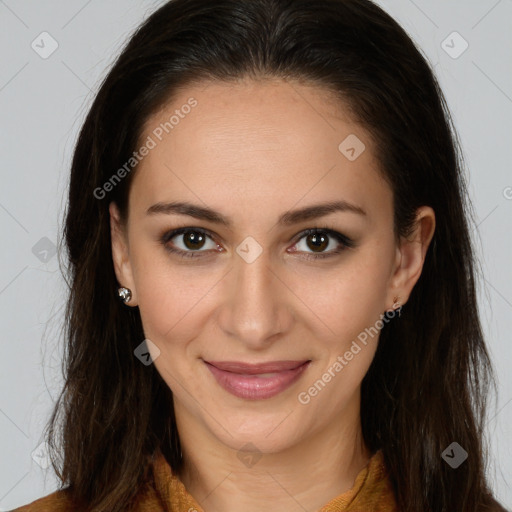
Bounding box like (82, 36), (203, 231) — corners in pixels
(290, 228), (355, 260)
(161, 227), (219, 259)
(182, 230), (207, 250)
(305, 232), (329, 253)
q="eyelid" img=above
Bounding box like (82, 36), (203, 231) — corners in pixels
(160, 227), (220, 259)
(291, 226), (355, 248)
(160, 226), (216, 245)
(288, 227), (355, 260)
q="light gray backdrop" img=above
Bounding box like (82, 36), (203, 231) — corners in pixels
(0, 0), (511, 509)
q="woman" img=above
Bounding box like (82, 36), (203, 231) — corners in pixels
(14, 0), (507, 511)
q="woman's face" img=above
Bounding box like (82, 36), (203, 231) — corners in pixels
(110, 78), (432, 454)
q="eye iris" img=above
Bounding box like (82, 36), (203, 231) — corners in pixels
(307, 232), (328, 252)
(183, 230), (205, 250)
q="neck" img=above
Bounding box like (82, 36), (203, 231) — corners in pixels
(175, 397), (372, 512)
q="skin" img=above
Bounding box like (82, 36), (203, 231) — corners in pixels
(110, 78), (435, 512)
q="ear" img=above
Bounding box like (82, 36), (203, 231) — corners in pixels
(109, 201), (138, 306)
(386, 206), (436, 308)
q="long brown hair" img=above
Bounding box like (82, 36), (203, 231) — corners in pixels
(46, 0), (506, 510)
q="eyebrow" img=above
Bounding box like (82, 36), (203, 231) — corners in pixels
(146, 200), (366, 227)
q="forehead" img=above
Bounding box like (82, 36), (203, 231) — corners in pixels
(129, 79), (390, 225)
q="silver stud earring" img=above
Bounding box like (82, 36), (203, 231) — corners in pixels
(118, 287), (132, 304)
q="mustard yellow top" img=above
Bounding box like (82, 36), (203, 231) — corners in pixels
(13, 449), (397, 511)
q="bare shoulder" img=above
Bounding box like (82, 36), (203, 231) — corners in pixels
(10, 489), (74, 512)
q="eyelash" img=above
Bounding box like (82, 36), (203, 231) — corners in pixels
(160, 226), (355, 261)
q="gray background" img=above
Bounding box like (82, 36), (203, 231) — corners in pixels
(0, 0), (510, 509)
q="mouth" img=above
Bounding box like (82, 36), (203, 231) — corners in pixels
(203, 359), (311, 400)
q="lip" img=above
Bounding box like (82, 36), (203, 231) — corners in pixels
(204, 359), (311, 400)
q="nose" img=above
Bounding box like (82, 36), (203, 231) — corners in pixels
(217, 247), (293, 350)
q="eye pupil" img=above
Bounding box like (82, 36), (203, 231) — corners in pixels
(184, 230), (205, 250)
(307, 233), (328, 252)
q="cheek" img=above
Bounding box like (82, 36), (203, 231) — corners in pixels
(290, 248), (393, 342)
(130, 245), (217, 345)
(289, 244), (393, 406)
(294, 262), (389, 413)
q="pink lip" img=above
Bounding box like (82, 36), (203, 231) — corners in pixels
(204, 359), (311, 400)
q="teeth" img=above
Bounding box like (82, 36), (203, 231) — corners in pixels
(252, 372), (279, 377)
